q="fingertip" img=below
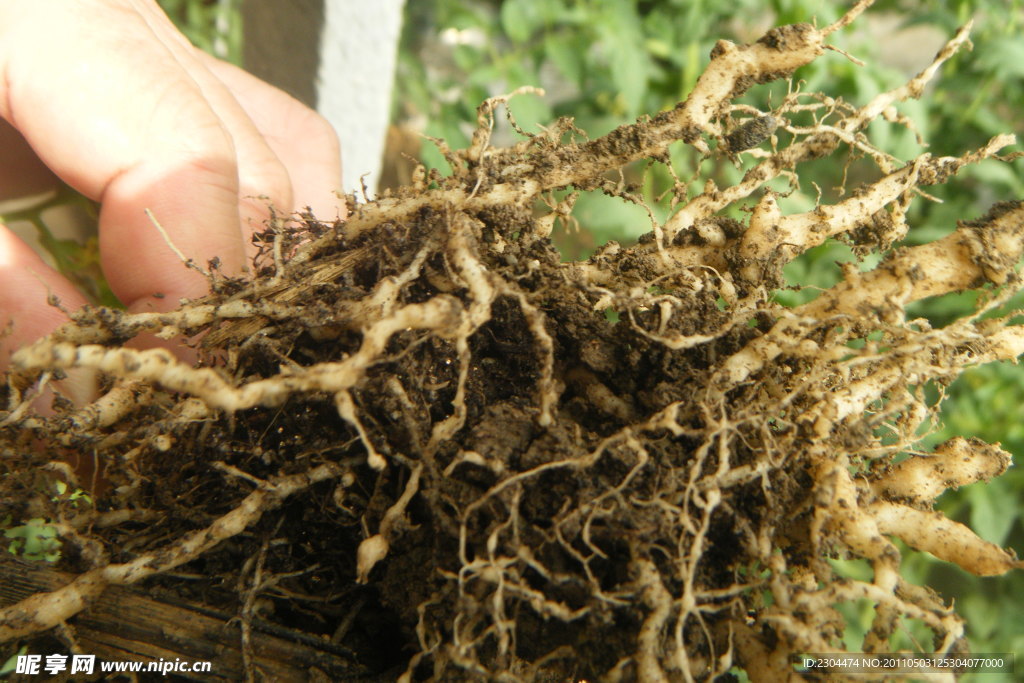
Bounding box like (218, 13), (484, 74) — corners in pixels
(98, 158), (248, 312)
(201, 55), (344, 221)
(0, 223), (87, 360)
(0, 224), (99, 407)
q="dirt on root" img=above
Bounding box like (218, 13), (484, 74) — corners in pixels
(3, 12), (1022, 682)
(1, 198), (802, 679)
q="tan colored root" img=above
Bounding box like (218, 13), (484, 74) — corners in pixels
(871, 437), (1011, 504)
(871, 502), (1023, 576)
(3, 2), (1023, 679)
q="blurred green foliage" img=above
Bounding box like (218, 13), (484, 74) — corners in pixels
(394, 0), (1024, 676)
(158, 0), (243, 65)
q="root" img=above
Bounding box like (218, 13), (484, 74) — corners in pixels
(0, 463), (343, 642)
(2, 3), (1022, 680)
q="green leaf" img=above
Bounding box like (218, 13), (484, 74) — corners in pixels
(4, 519), (61, 562)
(967, 480), (1016, 547)
(501, 0), (539, 43)
(965, 160), (1024, 196)
(544, 34), (584, 86)
(574, 190), (651, 245)
(593, 1), (650, 118)
(977, 36), (1024, 79)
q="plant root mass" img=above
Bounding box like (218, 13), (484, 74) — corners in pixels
(2, 4), (1024, 680)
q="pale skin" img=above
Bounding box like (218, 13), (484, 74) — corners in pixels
(0, 0), (345, 399)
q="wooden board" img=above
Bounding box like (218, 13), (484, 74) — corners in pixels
(0, 554), (376, 681)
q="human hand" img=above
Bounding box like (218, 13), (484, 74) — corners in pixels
(0, 0), (343, 402)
